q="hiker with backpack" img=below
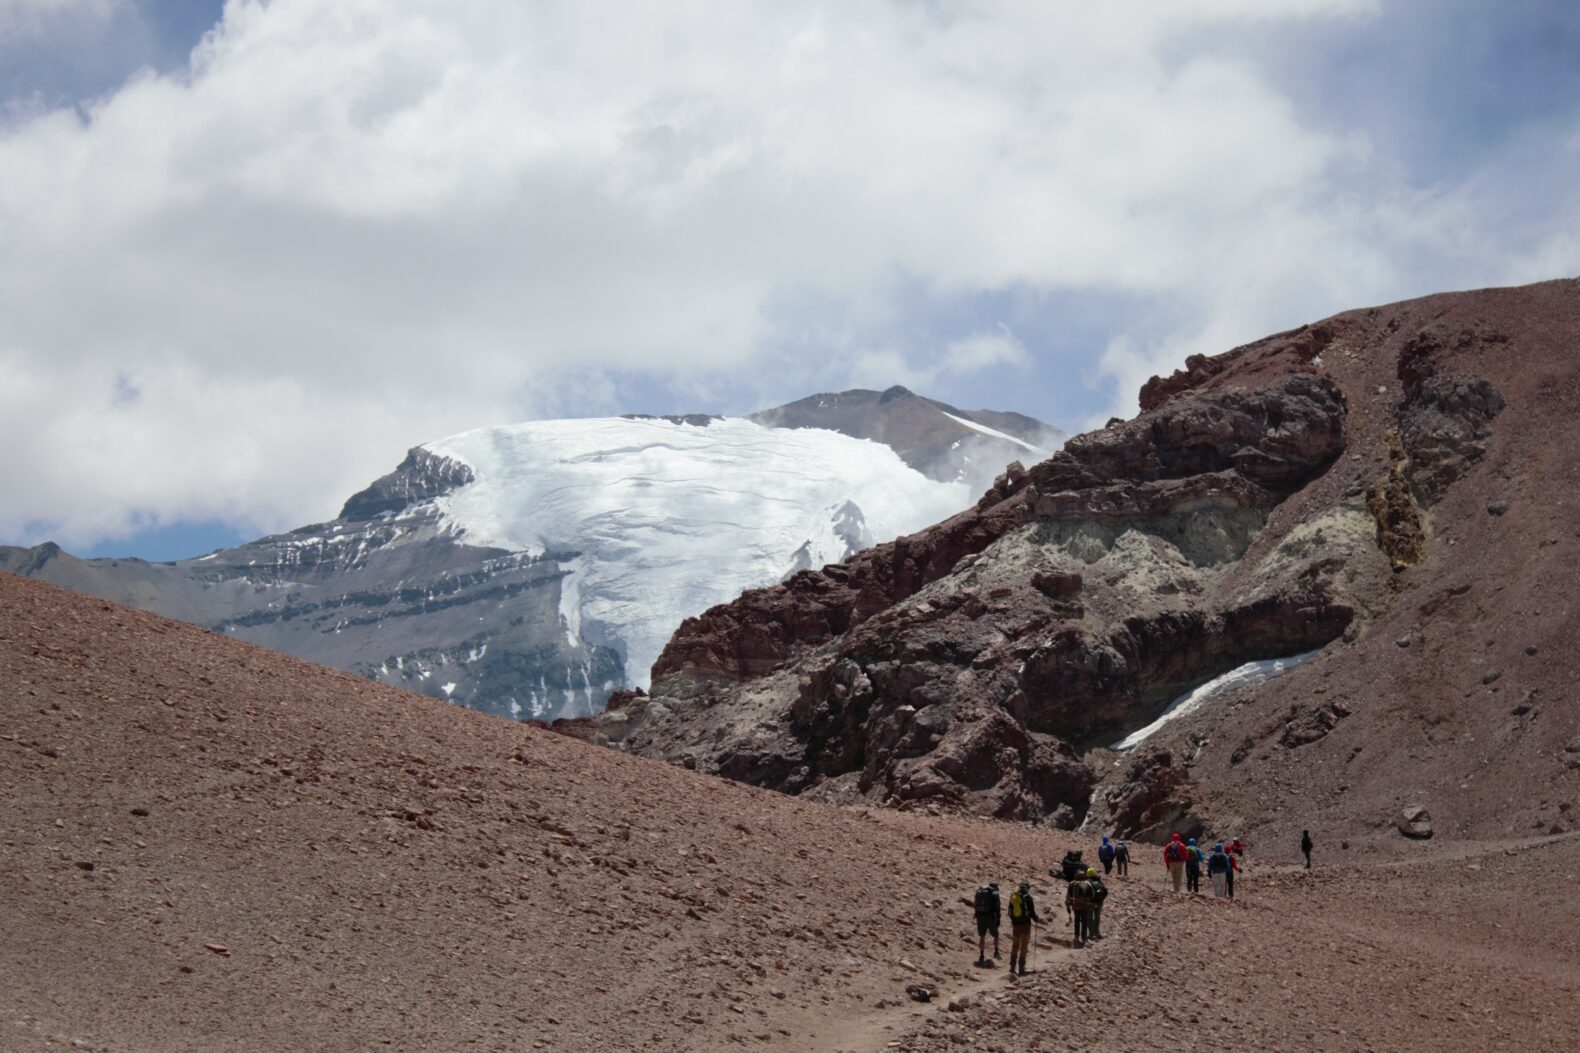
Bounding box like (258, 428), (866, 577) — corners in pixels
(1056, 849), (1085, 881)
(1225, 842), (1242, 898)
(1207, 842), (1234, 898)
(1163, 833), (1188, 891)
(1086, 867), (1108, 941)
(1097, 836), (1116, 875)
(973, 882), (1002, 966)
(1007, 881), (1042, 975)
(1301, 829), (1313, 869)
(1064, 870), (1095, 947)
(1184, 838), (1205, 893)
(1114, 838), (1130, 877)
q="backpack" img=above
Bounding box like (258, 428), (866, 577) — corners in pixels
(1165, 841), (1186, 863)
(974, 886), (998, 917)
(1090, 880), (1107, 903)
(1187, 846), (1203, 865)
(1098, 842), (1115, 862)
(1067, 879), (1091, 907)
(1008, 890), (1028, 923)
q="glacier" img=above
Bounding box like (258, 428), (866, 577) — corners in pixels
(428, 416), (974, 689)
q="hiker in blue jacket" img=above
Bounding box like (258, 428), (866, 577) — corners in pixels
(1207, 842), (1234, 898)
(1097, 836), (1116, 875)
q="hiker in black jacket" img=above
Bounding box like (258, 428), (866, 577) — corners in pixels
(973, 882), (1002, 965)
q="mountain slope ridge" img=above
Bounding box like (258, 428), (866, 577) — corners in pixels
(2, 387), (1061, 721)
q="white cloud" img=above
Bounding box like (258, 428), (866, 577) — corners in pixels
(0, 0), (1561, 547)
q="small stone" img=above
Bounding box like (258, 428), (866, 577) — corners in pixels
(905, 984), (935, 1004)
(1486, 499), (1509, 516)
(130, 807), (150, 817)
(1526, 646), (1539, 656)
(74, 861), (94, 871)
(1481, 668), (1503, 685)
(203, 943), (231, 956)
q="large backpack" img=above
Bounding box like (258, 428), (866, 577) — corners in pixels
(1090, 880), (1107, 903)
(974, 885), (998, 917)
(1098, 842), (1115, 863)
(1008, 890), (1028, 923)
(1067, 879), (1091, 907)
(1165, 841), (1186, 863)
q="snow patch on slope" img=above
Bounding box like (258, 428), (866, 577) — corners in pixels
(941, 411), (1046, 455)
(1112, 651), (1319, 751)
(429, 417), (971, 690)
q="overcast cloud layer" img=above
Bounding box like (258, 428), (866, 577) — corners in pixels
(2, 0), (1578, 551)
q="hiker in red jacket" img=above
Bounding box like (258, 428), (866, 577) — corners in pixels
(1163, 833), (1188, 892)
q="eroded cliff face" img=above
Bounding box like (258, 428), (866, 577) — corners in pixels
(587, 281), (1578, 844)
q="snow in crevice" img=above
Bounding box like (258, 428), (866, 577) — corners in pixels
(1111, 650), (1320, 751)
(427, 416), (972, 689)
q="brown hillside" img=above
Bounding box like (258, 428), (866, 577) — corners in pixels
(4, 572), (1579, 1051)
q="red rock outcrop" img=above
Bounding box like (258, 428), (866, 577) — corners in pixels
(593, 280), (1579, 847)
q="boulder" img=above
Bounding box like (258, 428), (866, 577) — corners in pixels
(1397, 805), (1434, 839)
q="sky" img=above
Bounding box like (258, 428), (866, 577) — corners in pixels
(1, 0), (1577, 561)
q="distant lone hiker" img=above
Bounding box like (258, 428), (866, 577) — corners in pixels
(1163, 833), (1188, 892)
(1301, 829), (1313, 869)
(1008, 882), (1042, 976)
(974, 882), (1002, 966)
(1114, 838), (1130, 877)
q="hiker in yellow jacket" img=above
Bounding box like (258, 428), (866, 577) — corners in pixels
(1007, 881), (1042, 976)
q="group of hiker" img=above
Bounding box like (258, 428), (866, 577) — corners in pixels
(1161, 833), (1246, 897)
(973, 867), (1109, 974)
(973, 831), (1270, 970)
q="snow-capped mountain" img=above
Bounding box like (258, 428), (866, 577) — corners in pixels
(2, 387), (1060, 721)
(427, 416), (973, 698)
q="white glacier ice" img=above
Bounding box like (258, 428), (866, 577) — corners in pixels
(1111, 650), (1320, 751)
(427, 416), (973, 689)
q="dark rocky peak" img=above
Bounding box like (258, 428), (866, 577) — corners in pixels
(339, 447), (476, 521)
(4, 541), (65, 576)
(748, 385), (1062, 484)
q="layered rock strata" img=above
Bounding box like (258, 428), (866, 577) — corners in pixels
(590, 281), (1576, 845)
